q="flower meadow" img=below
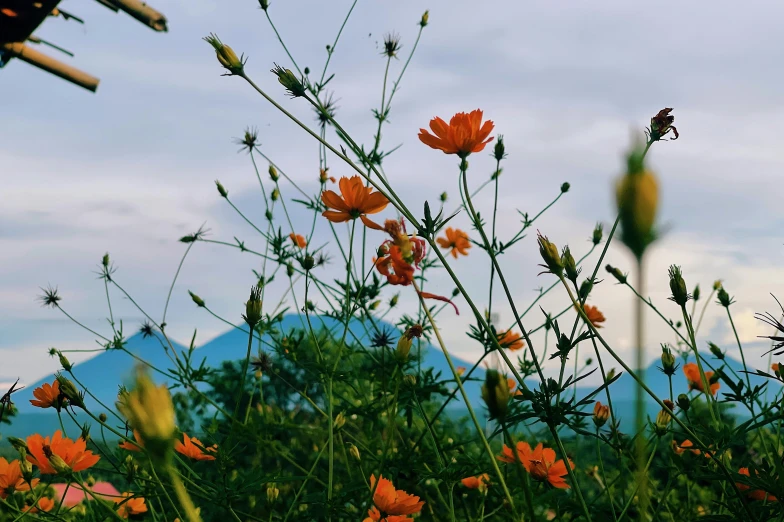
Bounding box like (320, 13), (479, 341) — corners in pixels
(3, 4), (784, 522)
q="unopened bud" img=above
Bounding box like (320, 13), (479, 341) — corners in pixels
(677, 393), (690, 412)
(717, 286), (733, 307)
(419, 10), (429, 27)
(204, 34), (244, 75)
(348, 443), (361, 461)
(102, 253), (110, 268)
(300, 255), (315, 271)
(99, 413), (108, 423)
(578, 279), (593, 301)
(616, 141), (658, 259)
(537, 233), (563, 276)
(265, 210), (273, 222)
(271, 64), (307, 97)
(708, 342), (724, 359)
(605, 264), (627, 284)
(333, 412), (346, 430)
(266, 484), (280, 504)
(593, 401), (610, 428)
(244, 286), (263, 327)
(268, 165), (279, 182)
(654, 410), (671, 436)
(259, 0), (269, 10)
(661, 347), (676, 375)
(271, 188), (280, 201)
(81, 424), (91, 442)
(286, 263), (295, 277)
(561, 182), (570, 193)
(58, 352), (72, 371)
(606, 368), (617, 382)
(56, 375), (85, 409)
(592, 223), (603, 246)
(403, 374), (417, 387)
(439, 191), (448, 202)
(189, 291), (205, 308)
(692, 284), (701, 302)
(561, 246), (578, 283)
(20, 458), (33, 482)
(481, 370), (510, 421)
(389, 294), (399, 307)
(216, 180), (228, 198)
(493, 135), (506, 161)
(668, 265), (689, 306)
(48, 453), (72, 475)
(7, 437), (27, 453)
(713, 280), (722, 291)
(396, 336), (413, 361)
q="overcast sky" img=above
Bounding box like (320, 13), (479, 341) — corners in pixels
(3, 0), (784, 389)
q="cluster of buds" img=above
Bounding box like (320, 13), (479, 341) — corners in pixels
(481, 370), (510, 421)
(266, 484), (280, 504)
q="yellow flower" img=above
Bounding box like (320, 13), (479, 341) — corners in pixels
(117, 369), (175, 461)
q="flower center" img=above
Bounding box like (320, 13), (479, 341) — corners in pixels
(529, 459), (549, 482)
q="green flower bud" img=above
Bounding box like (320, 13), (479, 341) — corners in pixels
(605, 264), (627, 284)
(102, 253), (110, 268)
(189, 291), (205, 308)
(692, 284), (701, 302)
(439, 192), (448, 202)
(560, 182), (570, 193)
(286, 263), (295, 277)
(56, 375), (85, 409)
(592, 223), (603, 246)
(660, 347), (676, 376)
(708, 342), (724, 359)
(561, 246), (578, 284)
(244, 286), (263, 327)
(493, 135), (506, 161)
(348, 443), (361, 461)
(259, 0), (270, 10)
(668, 265), (689, 306)
(717, 286), (733, 307)
(271, 63), (307, 97)
(300, 255), (315, 271)
(268, 165), (279, 182)
(419, 10), (429, 27)
(58, 352), (72, 371)
(677, 393), (690, 412)
(215, 180), (228, 198)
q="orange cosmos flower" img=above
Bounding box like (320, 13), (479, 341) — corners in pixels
(26, 431), (100, 474)
(498, 442), (574, 489)
(418, 110), (495, 157)
(175, 433), (217, 461)
(683, 363), (720, 395)
(30, 380), (66, 410)
(581, 304), (606, 328)
(288, 233), (307, 248)
(321, 176), (388, 229)
(461, 473), (490, 492)
(672, 439), (712, 458)
(497, 330), (525, 351)
(375, 245), (416, 286)
(24, 496), (55, 514)
(115, 492), (149, 518)
(364, 474), (424, 519)
(0, 458), (38, 498)
(118, 431), (143, 452)
(737, 468), (778, 502)
(436, 227), (471, 258)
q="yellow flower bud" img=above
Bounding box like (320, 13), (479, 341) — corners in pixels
(616, 159), (658, 260)
(203, 33), (244, 74)
(117, 368), (176, 462)
(348, 443), (360, 461)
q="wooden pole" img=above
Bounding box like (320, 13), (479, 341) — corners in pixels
(2, 42), (99, 92)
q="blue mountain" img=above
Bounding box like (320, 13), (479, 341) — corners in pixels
(4, 315), (777, 439)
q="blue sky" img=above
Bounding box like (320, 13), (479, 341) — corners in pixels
(3, 0), (784, 390)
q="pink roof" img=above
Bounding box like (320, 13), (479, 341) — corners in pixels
(50, 482), (122, 507)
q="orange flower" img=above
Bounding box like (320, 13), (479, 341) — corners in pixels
(672, 439), (712, 458)
(24, 496), (55, 514)
(497, 330), (525, 351)
(118, 431), (143, 452)
(375, 245), (416, 286)
(363, 507), (413, 522)
(115, 492), (149, 518)
(0, 458), (38, 499)
(498, 442), (574, 489)
(418, 110), (495, 157)
(593, 401), (610, 427)
(461, 473), (489, 492)
(26, 431), (100, 474)
(175, 433), (217, 461)
(456, 366), (466, 377)
(321, 176), (388, 229)
(737, 468), (778, 502)
(436, 228), (471, 258)
(288, 233), (307, 248)
(364, 474), (424, 519)
(29, 380), (65, 410)
(581, 304), (606, 328)
(507, 378), (523, 397)
(683, 363), (720, 395)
